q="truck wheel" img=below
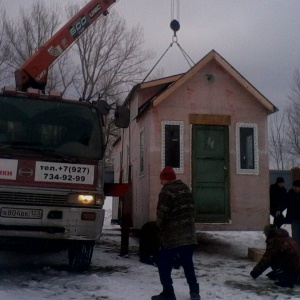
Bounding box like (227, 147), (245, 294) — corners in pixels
(68, 241), (94, 272)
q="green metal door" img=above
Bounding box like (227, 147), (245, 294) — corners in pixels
(192, 125), (229, 223)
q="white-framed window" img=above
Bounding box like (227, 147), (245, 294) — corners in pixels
(161, 120), (184, 173)
(236, 123), (259, 175)
(139, 129), (144, 175)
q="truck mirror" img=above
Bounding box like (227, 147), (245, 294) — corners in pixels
(114, 106), (130, 128)
(97, 100), (111, 116)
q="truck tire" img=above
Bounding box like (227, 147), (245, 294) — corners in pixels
(68, 240), (94, 272)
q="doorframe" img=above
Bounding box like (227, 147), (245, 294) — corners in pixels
(189, 114), (231, 223)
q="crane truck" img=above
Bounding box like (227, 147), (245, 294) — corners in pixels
(0, 0), (127, 272)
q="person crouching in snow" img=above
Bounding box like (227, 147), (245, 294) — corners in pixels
(250, 224), (300, 288)
(151, 167), (200, 300)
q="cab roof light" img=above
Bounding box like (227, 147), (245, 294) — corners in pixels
(2, 86), (17, 95)
(49, 90), (63, 99)
(26, 88), (40, 98)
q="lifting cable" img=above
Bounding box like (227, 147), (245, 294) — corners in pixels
(142, 0), (195, 83)
(171, 0), (180, 36)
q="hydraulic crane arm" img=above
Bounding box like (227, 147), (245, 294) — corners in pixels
(15, 0), (116, 92)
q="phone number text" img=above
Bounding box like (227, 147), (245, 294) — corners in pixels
(44, 174), (86, 182)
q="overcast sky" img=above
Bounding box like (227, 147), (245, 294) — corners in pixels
(2, 0), (300, 111)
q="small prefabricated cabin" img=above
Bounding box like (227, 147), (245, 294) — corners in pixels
(112, 50), (277, 231)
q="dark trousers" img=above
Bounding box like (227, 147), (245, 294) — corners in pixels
(157, 244), (197, 287)
(291, 221), (300, 246)
(270, 264), (298, 285)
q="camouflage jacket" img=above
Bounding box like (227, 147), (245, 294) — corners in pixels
(156, 180), (197, 249)
(252, 228), (300, 277)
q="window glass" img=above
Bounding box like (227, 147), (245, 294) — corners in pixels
(236, 123), (258, 175)
(165, 125), (180, 168)
(0, 96), (103, 159)
(240, 127), (254, 169)
(161, 121), (183, 172)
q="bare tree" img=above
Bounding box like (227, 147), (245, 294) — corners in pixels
(285, 69), (300, 160)
(269, 112), (286, 169)
(1, 1), (63, 86)
(268, 112), (297, 170)
(268, 68), (300, 170)
(64, 4), (154, 164)
(65, 5), (154, 103)
(47, 53), (81, 97)
(268, 69), (300, 170)
(0, 10), (12, 85)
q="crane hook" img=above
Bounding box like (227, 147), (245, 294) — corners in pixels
(170, 19), (180, 34)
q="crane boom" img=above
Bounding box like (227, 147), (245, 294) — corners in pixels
(15, 0), (116, 91)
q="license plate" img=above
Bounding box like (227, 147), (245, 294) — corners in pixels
(0, 208), (43, 219)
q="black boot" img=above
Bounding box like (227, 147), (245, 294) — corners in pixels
(151, 285), (176, 300)
(274, 281), (294, 288)
(189, 283), (201, 300)
(266, 270), (279, 280)
(274, 272), (296, 288)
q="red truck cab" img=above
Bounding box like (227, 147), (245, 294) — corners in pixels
(0, 88), (110, 271)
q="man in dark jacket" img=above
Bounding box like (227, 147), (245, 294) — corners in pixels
(269, 177), (287, 228)
(286, 180), (300, 245)
(250, 225), (300, 288)
(152, 167), (200, 300)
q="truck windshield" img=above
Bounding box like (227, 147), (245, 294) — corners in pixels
(0, 96), (103, 160)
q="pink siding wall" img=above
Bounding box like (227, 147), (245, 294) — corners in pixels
(113, 94), (152, 229)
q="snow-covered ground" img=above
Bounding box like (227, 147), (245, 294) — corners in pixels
(0, 198), (299, 300)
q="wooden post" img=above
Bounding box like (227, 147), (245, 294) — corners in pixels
(120, 184), (132, 256)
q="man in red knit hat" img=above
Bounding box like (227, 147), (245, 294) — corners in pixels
(152, 167), (200, 300)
